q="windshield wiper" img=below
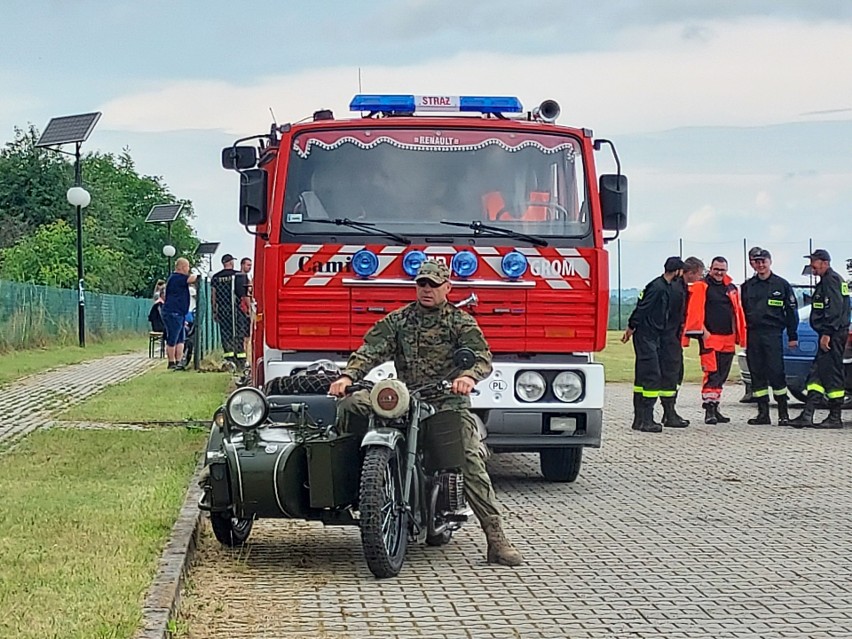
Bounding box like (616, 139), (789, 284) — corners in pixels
(440, 220), (548, 247)
(312, 218), (411, 245)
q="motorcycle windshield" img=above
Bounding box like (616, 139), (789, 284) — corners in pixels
(282, 128), (589, 240)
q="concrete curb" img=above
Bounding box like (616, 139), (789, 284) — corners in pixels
(135, 458), (205, 639)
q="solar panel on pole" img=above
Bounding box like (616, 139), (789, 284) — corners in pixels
(35, 113), (102, 147)
(196, 242), (220, 255)
(145, 204), (183, 223)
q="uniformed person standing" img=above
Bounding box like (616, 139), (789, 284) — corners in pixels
(683, 256), (747, 424)
(328, 259), (522, 566)
(790, 249), (850, 428)
(740, 247), (799, 426)
(622, 257), (686, 433)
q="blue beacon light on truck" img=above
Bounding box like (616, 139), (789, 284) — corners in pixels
(351, 249), (379, 278)
(451, 250), (479, 278)
(501, 251), (528, 279)
(349, 94), (523, 115)
(402, 250), (427, 277)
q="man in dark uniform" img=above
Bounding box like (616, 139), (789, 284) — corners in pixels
(659, 260), (690, 427)
(622, 257), (686, 433)
(740, 247), (799, 425)
(210, 254), (250, 367)
(790, 249), (850, 428)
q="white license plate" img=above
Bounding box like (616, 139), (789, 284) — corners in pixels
(550, 417), (576, 432)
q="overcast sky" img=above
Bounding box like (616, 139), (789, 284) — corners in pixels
(2, 0), (850, 288)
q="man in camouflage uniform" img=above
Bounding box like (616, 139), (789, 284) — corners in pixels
(328, 259), (523, 567)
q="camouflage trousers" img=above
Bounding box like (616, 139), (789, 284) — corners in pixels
(339, 390), (501, 526)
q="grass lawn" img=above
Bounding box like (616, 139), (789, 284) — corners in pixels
(0, 335), (145, 387)
(58, 367), (231, 423)
(0, 427), (205, 639)
(596, 330), (713, 384)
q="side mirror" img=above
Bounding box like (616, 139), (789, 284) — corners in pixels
(239, 169), (268, 226)
(453, 348), (476, 370)
(222, 146), (258, 170)
(599, 174), (628, 231)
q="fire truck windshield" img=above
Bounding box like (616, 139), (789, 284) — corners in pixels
(282, 128), (590, 241)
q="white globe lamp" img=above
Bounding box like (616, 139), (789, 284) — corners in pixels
(162, 245), (176, 258)
(66, 186), (91, 208)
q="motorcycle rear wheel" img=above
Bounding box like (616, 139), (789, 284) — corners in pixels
(359, 445), (408, 578)
(210, 511), (253, 547)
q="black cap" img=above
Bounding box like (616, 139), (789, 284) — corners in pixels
(804, 249), (831, 261)
(664, 256), (685, 272)
(221, 253), (235, 264)
(748, 247), (771, 260)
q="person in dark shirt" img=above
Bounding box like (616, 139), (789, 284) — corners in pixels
(211, 254), (250, 367)
(740, 247), (799, 426)
(683, 256), (746, 424)
(161, 257), (198, 370)
(622, 257), (686, 433)
(790, 249), (851, 428)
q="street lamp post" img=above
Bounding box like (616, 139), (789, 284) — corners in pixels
(67, 181), (91, 347)
(35, 111), (101, 348)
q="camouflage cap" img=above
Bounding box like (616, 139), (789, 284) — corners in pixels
(415, 259), (450, 284)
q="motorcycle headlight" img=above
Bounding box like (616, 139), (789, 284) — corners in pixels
(226, 387), (269, 429)
(369, 379), (410, 419)
(515, 371), (546, 402)
(553, 371), (583, 403)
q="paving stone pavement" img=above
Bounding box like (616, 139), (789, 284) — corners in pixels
(180, 383), (852, 639)
(0, 352), (160, 445)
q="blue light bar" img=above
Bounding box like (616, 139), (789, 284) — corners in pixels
(349, 94), (523, 115)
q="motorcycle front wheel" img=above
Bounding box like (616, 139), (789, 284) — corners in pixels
(359, 445), (408, 578)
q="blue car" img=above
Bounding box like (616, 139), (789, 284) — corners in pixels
(738, 305), (852, 404)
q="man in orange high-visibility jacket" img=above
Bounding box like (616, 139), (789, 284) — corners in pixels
(684, 256), (746, 424)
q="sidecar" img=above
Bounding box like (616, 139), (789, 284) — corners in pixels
(198, 371), (363, 546)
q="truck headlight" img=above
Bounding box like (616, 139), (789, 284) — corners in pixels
(516, 371), (546, 402)
(553, 371), (583, 403)
(226, 387), (268, 429)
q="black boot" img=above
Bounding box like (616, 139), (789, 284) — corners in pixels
(714, 404), (731, 423)
(776, 395), (791, 426)
(747, 399), (771, 425)
(789, 392), (819, 428)
(703, 402), (718, 425)
(814, 398), (843, 429)
(631, 393), (643, 430)
(638, 397), (663, 433)
(661, 397), (689, 428)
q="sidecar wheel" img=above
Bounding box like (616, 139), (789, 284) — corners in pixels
(360, 445), (408, 578)
(210, 511), (253, 547)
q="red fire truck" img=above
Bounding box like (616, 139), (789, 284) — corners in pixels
(222, 94), (627, 482)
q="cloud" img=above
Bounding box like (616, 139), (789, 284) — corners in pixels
(370, 0), (852, 44)
(97, 19), (852, 138)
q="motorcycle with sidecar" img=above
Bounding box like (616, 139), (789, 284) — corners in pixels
(198, 349), (478, 578)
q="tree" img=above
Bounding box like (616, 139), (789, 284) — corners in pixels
(0, 126), (71, 248)
(0, 219), (127, 292)
(0, 128), (201, 296)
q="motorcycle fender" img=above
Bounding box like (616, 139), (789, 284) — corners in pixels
(205, 459), (233, 512)
(361, 428), (403, 451)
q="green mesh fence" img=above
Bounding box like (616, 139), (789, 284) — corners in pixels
(0, 279), (151, 350)
(194, 279), (221, 365)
